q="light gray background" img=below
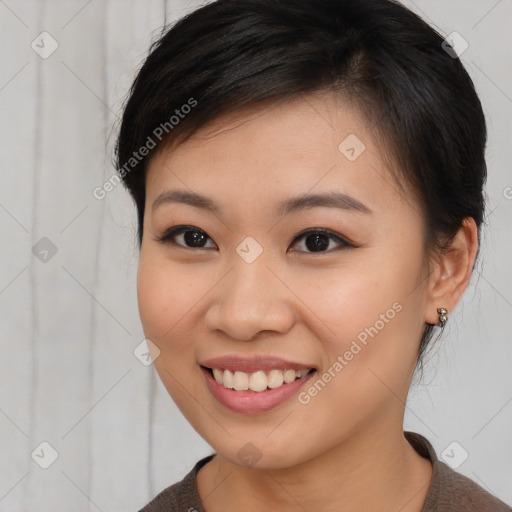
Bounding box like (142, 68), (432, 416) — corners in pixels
(0, 0), (511, 510)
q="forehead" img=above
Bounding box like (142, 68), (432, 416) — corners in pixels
(145, 92), (420, 223)
(166, 93), (370, 163)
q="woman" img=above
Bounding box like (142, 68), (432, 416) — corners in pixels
(115, 0), (511, 510)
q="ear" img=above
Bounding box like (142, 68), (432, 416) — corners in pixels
(424, 217), (479, 325)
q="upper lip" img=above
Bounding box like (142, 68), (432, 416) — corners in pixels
(200, 355), (317, 374)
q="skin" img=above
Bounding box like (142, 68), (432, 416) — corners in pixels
(137, 91), (478, 512)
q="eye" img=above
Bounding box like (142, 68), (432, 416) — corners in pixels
(155, 225), (353, 254)
(289, 228), (353, 253)
(155, 225), (217, 249)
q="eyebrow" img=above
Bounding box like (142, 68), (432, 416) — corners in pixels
(152, 190), (219, 213)
(277, 190), (372, 216)
(152, 189), (372, 216)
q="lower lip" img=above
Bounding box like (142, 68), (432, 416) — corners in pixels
(201, 366), (316, 414)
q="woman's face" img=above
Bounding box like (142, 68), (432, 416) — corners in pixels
(137, 93), (432, 469)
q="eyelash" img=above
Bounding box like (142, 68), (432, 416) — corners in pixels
(154, 225), (354, 254)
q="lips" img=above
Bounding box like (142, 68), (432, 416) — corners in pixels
(199, 354), (318, 413)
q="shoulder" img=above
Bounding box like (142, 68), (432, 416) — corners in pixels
(137, 454), (214, 512)
(405, 431), (512, 512)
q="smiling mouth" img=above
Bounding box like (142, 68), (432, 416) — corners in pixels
(201, 366), (316, 393)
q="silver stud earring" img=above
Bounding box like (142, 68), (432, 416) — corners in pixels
(437, 308), (448, 328)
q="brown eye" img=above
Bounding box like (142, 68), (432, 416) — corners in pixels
(290, 229), (352, 253)
(155, 225), (353, 254)
(156, 225), (217, 249)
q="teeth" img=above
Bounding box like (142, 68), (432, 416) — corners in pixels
(233, 371), (249, 391)
(284, 369), (296, 383)
(223, 369), (234, 389)
(213, 368), (224, 384)
(211, 368), (311, 392)
(249, 370), (267, 392)
(267, 369), (284, 389)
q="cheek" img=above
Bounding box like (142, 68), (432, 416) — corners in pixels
(137, 251), (203, 342)
(292, 263), (425, 439)
(298, 248), (426, 380)
(137, 257), (173, 340)
(137, 253), (207, 410)
(296, 258), (411, 341)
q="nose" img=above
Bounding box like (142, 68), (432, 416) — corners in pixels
(203, 253), (296, 341)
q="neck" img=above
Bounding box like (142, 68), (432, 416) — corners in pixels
(197, 421), (432, 512)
